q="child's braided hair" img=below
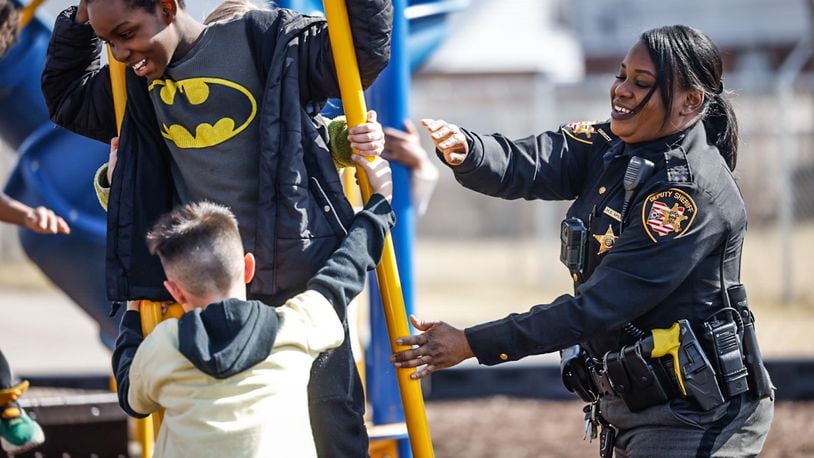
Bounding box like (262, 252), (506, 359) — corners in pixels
(0, 0), (21, 58)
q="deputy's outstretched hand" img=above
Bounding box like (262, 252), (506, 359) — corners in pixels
(390, 315), (474, 379)
(348, 110), (384, 157)
(421, 118), (468, 166)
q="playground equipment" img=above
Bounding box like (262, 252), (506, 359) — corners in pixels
(323, 0), (433, 455)
(0, 3), (119, 348)
(1, 0), (466, 455)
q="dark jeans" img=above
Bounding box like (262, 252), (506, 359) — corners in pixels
(600, 392), (774, 457)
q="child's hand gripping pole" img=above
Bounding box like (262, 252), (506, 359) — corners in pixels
(19, 0), (47, 29)
(322, 1), (434, 457)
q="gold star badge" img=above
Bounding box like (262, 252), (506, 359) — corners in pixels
(660, 203), (689, 233)
(592, 225), (618, 255)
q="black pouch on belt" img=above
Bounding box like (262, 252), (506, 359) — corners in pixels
(605, 342), (672, 412)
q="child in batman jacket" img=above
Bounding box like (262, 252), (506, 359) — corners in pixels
(41, 0), (392, 454)
(113, 154), (395, 457)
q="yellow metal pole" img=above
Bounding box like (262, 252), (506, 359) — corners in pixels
(321, 1), (434, 457)
(18, 0), (46, 29)
(107, 49), (184, 454)
(107, 48), (127, 133)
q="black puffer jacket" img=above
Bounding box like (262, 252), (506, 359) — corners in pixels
(41, 3), (392, 304)
(449, 121), (748, 362)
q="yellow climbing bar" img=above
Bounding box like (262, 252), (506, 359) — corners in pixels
(322, 1), (434, 457)
(107, 48), (127, 132)
(18, 0), (46, 29)
(106, 48), (173, 457)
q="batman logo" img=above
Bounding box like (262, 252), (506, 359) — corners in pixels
(148, 77), (258, 149)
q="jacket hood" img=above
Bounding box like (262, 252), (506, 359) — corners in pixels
(178, 298), (279, 379)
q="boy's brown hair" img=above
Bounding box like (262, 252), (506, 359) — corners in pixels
(146, 201), (244, 297)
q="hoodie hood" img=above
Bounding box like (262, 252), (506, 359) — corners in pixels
(178, 298), (279, 379)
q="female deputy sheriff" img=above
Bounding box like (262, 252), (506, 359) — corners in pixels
(392, 25), (774, 457)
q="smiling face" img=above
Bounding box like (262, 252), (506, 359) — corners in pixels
(88, 0), (177, 80)
(609, 40), (697, 144)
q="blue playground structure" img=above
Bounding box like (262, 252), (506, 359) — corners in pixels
(0, 0), (465, 455)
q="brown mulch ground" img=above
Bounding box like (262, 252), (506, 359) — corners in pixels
(426, 397), (814, 458)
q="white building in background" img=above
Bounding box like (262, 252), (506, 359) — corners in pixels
(568, 0), (810, 74)
(421, 0), (583, 82)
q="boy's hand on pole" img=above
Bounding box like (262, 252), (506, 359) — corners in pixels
(351, 154), (392, 203)
(348, 110), (384, 157)
(421, 118), (468, 166)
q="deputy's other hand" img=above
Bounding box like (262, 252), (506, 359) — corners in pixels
(421, 119), (468, 166)
(348, 110), (384, 158)
(390, 315), (474, 379)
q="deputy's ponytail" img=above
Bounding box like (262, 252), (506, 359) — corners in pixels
(642, 25), (739, 170)
(704, 91), (738, 170)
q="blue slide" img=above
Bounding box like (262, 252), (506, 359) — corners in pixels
(1, 9), (119, 348)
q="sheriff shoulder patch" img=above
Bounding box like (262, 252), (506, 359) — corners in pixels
(562, 121), (601, 145)
(641, 188), (697, 242)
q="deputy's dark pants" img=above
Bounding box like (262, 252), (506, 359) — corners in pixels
(600, 392), (774, 457)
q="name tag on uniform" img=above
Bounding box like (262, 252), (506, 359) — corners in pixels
(603, 206), (622, 222)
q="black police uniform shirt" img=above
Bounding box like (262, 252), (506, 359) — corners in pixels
(446, 121), (747, 363)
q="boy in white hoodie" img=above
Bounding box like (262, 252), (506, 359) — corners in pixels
(112, 154), (394, 457)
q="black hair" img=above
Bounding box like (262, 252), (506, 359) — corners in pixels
(640, 25), (738, 170)
(86, 0), (186, 15)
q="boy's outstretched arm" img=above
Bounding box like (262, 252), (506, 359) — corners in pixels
(111, 306), (150, 418)
(306, 156), (394, 320)
(41, 3), (117, 143)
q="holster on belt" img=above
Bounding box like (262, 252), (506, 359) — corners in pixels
(602, 342), (674, 412)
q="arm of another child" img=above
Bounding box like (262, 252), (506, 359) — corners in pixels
(0, 193), (71, 234)
(305, 154), (394, 321)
